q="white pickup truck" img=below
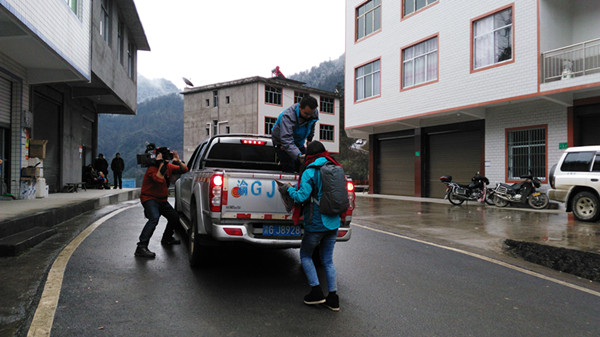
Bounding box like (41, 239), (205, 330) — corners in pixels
(174, 134), (354, 267)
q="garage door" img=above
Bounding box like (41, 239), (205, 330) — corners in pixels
(576, 104), (600, 146)
(377, 137), (414, 195)
(427, 130), (482, 198)
(0, 76), (10, 127)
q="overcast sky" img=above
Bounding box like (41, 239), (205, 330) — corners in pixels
(133, 0), (346, 89)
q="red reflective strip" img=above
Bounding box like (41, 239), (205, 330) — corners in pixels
(236, 214), (251, 219)
(264, 214), (272, 220)
(337, 230), (348, 237)
(224, 228), (243, 236)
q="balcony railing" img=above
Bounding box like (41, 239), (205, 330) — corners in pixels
(542, 38), (600, 83)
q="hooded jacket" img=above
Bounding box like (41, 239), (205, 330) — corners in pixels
(287, 157), (340, 232)
(271, 103), (318, 160)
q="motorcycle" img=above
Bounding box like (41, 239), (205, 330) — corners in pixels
(492, 171), (549, 209)
(440, 172), (493, 206)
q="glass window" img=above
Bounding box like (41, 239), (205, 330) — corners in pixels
(592, 154), (600, 172)
(320, 97), (334, 114)
(403, 37), (437, 88)
(264, 117), (277, 135)
(101, 0), (111, 43)
(265, 86), (282, 105)
(294, 91), (307, 104)
(65, 0), (78, 15)
(355, 60), (381, 101)
(356, 0), (381, 40)
(403, 0), (437, 17)
(117, 21), (124, 64)
(127, 43), (135, 78)
(320, 124), (334, 141)
(507, 127), (546, 180)
(473, 7), (513, 69)
(213, 90), (218, 107)
(561, 152), (595, 172)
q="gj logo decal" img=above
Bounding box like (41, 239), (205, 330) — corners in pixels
(231, 180), (248, 198)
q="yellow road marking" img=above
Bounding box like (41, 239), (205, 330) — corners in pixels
(352, 223), (600, 298)
(27, 205), (136, 337)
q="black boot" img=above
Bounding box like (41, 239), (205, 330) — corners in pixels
(303, 286), (325, 305)
(134, 246), (156, 258)
(323, 292), (340, 311)
(161, 236), (181, 245)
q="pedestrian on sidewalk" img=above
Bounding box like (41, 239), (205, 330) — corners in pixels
(135, 148), (188, 258)
(286, 140), (341, 311)
(271, 96), (319, 173)
(93, 153), (109, 177)
(111, 153), (125, 189)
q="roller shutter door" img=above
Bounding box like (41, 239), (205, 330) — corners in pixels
(377, 137), (414, 195)
(0, 77), (10, 127)
(427, 130), (482, 198)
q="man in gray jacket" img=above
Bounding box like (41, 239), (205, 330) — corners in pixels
(271, 96), (319, 172)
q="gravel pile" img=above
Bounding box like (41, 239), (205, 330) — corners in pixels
(505, 239), (600, 282)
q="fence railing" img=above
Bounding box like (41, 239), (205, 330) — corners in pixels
(542, 38), (600, 83)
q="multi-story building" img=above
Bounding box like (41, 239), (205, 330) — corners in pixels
(0, 0), (149, 197)
(182, 76), (341, 161)
(345, 0), (600, 197)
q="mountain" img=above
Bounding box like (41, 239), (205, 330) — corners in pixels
(288, 54), (345, 92)
(137, 75), (180, 103)
(98, 93), (183, 187)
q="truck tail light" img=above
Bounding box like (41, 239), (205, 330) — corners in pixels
(347, 179), (355, 211)
(224, 228), (243, 236)
(241, 139), (266, 145)
(337, 229), (348, 238)
(209, 173), (224, 212)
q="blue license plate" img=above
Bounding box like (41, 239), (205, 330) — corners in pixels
(263, 224), (301, 237)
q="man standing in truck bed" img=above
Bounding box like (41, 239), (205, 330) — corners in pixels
(271, 96), (319, 173)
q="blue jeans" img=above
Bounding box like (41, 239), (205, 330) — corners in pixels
(138, 199), (179, 247)
(300, 230), (337, 292)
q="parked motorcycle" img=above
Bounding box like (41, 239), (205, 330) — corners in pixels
(492, 171), (549, 209)
(440, 172), (492, 206)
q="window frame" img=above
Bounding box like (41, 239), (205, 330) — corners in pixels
(127, 42), (135, 78)
(355, 0), (382, 42)
(471, 4), (515, 73)
(401, 34), (439, 91)
(117, 20), (124, 65)
(320, 96), (335, 114)
(294, 91), (308, 104)
(505, 125), (547, 183)
(264, 116), (277, 135)
(264, 85), (282, 106)
(402, 0), (439, 19)
(354, 58), (382, 103)
(100, 0), (111, 43)
(319, 124), (335, 142)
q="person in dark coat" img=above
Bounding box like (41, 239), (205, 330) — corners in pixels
(111, 153), (125, 189)
(93, 153), (109, 177)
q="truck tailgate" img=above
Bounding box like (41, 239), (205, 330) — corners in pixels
(221, 172), (298, 219)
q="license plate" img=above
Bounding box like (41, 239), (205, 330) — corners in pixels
(263, 225), (301, 237)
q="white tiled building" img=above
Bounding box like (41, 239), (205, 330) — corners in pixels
(345, 0), (600, 197)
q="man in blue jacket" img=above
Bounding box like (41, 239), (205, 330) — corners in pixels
(271, 96), (319, 172)
(287, 141), (341, 311)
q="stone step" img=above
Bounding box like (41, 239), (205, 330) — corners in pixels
(0, 226), (57, 257)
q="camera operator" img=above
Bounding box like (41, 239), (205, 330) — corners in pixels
(135, 148), (188, 258)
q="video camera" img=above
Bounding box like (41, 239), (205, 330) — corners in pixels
(136, 143), (173, 167)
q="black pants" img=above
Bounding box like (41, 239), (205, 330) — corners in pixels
(274, 145), (305, 173)
(113, 171), (122, 188)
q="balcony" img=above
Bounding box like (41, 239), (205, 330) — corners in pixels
(542, 38), (600, 83)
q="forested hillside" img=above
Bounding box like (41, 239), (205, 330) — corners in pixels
(288, 54), (344, 92)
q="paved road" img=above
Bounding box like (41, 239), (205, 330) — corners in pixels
(40, 203), (600, 336)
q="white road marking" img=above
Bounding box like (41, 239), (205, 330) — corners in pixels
(27, 205), (136, 337)
(352, 223), (600, 298)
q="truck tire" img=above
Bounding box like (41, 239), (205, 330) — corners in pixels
(571, 191), (600, 222)
(189, 203), (209, 267)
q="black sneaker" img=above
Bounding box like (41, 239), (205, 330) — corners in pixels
(303, 286), (325, 305)
(134, 246), (156, 258)
(323, 293), (340, 311)
(161, 237), (181, 245)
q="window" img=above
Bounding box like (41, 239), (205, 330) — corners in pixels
(507, 127), (546, 180)
(213, 120), (218, 136)
(226, 96), (230, 104)
(294, 91), (307, 104)
(320, 97), (334, 114)
(355, 59), (381, 101)
(264, 117), (277, 135)
(561, 152), (595, 172)
(65, 0), (78, 14)
(356, 0), (381, 41)
(225, 126), (230, 134)
(100, 0), (111, 43)
(213, 90), (218, 107)
(402, 36), (438, 89)
(403, 0), (437, 17)
(117, 21), (124, 64)
(473, 7), (513, 70)
(265, 85), (282, 105)
(127, 43), (135, 78)
(320, 124), (334, 141)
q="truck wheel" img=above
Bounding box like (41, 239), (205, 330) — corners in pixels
(571, 191), (600, 222)
(189, 204), (209, 267)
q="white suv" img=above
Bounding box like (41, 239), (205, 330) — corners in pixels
(548, 145), (600, 222)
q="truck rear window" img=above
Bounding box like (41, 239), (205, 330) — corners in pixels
(205, 143), (280, 170)
(561, 151), (595, 172)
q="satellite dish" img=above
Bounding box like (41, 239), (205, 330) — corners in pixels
(182, 77), (194, 87)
